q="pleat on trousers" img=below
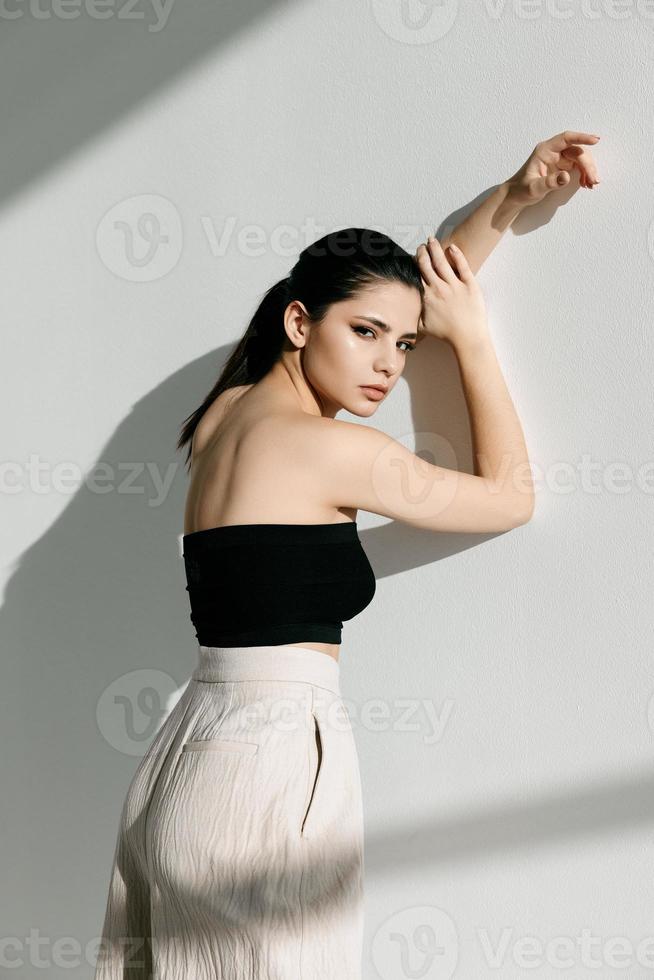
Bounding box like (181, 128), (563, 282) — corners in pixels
(93, 643), (365, 979)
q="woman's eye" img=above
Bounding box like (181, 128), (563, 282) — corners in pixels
(352, 326), (416, 353)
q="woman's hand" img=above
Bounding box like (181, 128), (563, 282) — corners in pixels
(414, 237), (489, 350)
(505, 130), (601, 206)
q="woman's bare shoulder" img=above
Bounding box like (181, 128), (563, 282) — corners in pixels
(192, 384), (254, 456)
(255, 412), (386, 456)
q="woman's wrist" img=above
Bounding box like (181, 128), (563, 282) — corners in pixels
(449, 329), (496, 363)
(495, 177), (526, 223)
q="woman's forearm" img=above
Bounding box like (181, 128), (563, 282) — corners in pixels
(439, 180), (523, 275)
(453, 333), (535, 520)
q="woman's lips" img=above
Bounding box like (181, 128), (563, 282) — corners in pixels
(360, 386), (385, 401)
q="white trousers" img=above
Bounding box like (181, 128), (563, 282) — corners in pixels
(94, 644), (365, 979)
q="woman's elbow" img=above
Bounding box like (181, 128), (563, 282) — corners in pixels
(512, 493), (536, 527)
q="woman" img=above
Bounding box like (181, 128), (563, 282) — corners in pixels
(94, 131), (600, 979)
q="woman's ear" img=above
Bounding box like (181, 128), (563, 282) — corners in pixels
(283, 299), (310, 349)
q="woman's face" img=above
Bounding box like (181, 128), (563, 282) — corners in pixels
(292, 281), (423, 418)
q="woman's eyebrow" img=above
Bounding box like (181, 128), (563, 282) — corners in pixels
(354, 315), (418, 340)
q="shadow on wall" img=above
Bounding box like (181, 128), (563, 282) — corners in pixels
(1, 0), (292, 207)
(1, 324), (502, 943)
(3, 178), (584, 956)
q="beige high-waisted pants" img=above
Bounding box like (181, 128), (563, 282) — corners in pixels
(94, 644), (365, 979)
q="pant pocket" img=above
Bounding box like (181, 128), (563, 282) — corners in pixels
(300, 711), (324, 838)
(181, 738), (259, 755)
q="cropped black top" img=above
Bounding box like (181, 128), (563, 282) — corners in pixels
(182, 521), (376, 647)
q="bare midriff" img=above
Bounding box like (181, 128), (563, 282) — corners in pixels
(286, 641), (340, 662)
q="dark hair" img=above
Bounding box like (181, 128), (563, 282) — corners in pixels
(177, 227), (423, 470)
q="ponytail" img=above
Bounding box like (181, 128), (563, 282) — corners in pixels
(177, 228), (423, 472)
(176, 276), (292, 471)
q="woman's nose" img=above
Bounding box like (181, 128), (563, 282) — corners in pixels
(374, 354), (399, 375)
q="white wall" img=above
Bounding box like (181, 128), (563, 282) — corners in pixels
(2, 1), (652, 977)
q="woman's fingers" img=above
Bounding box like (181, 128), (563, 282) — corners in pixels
(416, 238), (473, 293)
(561, 145), (600, 187)
(447, 243), (473, 282)
(416, 237), (468, 291)
(507, 131), (601, 205)
(415, 243), (439, 288)
(558, 146), (582, 171)
(542, 130), (601, 151)
(535, 132), (601, 190)
(553, 147), (599, 188)
(543, 130), (601, 188)
(426, 236), (458, 284)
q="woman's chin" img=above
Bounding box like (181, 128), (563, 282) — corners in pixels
(345, 401), (379, 417)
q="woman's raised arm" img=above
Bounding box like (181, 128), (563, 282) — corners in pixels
(437, 130), (601, 275)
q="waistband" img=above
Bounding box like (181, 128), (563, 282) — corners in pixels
(192, 643), (341, 695)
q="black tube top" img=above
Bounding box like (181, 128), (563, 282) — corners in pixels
(182, 521), (376, 647)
